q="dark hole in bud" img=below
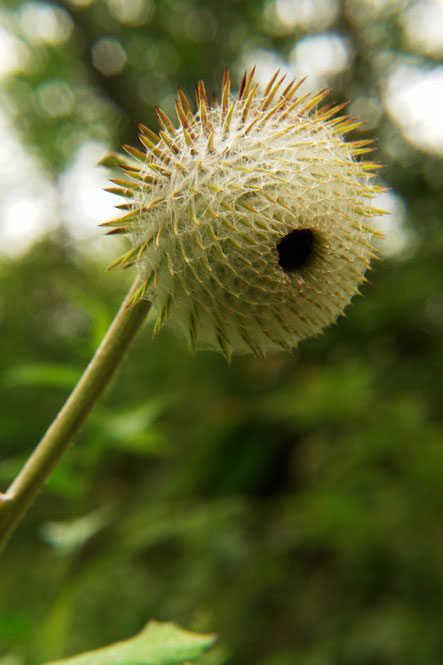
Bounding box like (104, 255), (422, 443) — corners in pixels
(277, 229), (315, 272)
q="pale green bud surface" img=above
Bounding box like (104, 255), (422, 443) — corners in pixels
(102, 69), (383, 360)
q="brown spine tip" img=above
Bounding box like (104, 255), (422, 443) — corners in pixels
(109, 178), (139, 188)
(238, 70), (247, 99)
(105, 227), (128, 235)
(284, 75), (307, 102)
(281, 79), (296, 99)
(196, 79), (209, 110)
(261, 73), (287, 111)
(138, 124), (160, 144)
(263, 69), (280, 97)
(155, 107), (177, 135)
(199, 98), (210, 134)
(221, 68), (231, 117)
(237, 66), (256, 101)
(175, 100), (190, 129)
(177, 87), (194, 119)
(241, 83), (258, 123)
(122, 144), (146, 161)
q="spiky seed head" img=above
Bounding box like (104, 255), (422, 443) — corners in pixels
(102, 68), (384, 360)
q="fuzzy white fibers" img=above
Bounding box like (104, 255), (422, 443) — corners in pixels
(104, 70), (382, 359)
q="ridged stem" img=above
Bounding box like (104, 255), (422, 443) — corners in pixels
(0, 277), (151, 553)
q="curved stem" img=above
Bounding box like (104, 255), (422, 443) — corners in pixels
(0, 276), (151, 553)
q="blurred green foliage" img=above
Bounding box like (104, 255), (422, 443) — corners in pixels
(1, 1), (443, 664)
(46, 621), (216, 665)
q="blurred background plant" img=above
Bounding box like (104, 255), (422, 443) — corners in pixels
(0, 0), (442, 664)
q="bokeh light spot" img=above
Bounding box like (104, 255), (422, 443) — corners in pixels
(19, 3), (73, 45)
(38, 80), (75, 117)
(401, 0), (443, 56)
(290, 33), (351, 86)
(0, 26), (29, 79)
(107, 0), (153, 26)
(384, 64), (443, 156)
(92, 37), (127, 76)
(264, 0), (338, 33)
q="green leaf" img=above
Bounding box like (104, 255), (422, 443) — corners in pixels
(1, 364), (82, 389)
(94, 401), (168, 455)
(44, 621), (216, 665)
(40, 505), (114, 555)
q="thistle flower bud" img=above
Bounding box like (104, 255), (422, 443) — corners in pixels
(102, 69), (383, 360)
